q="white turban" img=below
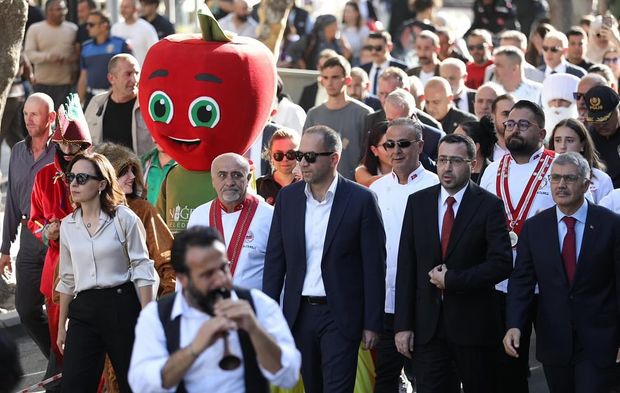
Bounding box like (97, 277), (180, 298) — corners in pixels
(541, 73), (581, 109)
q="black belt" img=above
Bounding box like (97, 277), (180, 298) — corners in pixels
(301, 296), (327, 305)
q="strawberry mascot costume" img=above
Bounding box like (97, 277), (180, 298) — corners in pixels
(140, 5), (276, 233)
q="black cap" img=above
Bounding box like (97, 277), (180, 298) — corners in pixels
(585, 85), (620, 122)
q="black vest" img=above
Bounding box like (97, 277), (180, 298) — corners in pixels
(157, 287), (270, 393)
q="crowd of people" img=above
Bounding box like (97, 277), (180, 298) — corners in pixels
(3, 0), (620, 393)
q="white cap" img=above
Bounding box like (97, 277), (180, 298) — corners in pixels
(541, 73), (581, 109)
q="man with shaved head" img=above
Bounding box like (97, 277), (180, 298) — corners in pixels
(188, 153), (274, 290)
(424, 77), (477, 134)
(575, 73), (609, 122)
(0, 92), (57, 388)
(474, 82), (503, 119)
(439, 58), (476, 115)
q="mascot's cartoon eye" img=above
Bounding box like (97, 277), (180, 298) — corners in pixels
(149, 91), (174, 124)
(188, 96), (220, 128)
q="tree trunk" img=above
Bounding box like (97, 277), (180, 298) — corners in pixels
(0, 0), (27, 125)
(256, 0), (294, 57)
(549, 0), (595, 31)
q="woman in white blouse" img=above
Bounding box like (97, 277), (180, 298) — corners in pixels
(56, 152), (155, 393)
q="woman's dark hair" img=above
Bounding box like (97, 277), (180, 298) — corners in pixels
(457, 116), (497, 160)
(171, 226), (224, 274)
(360, 121), (389, 175)
(342, 1), (363, 28)
(525, 22), (554, 67)
(548, 118), (606, 173)
(67, 152), (126, 217)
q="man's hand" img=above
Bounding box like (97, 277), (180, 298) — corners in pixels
(0, 254), (12, 275)
(57, 325), (66, 355)
(46, 220), (60, 241)
(503, 328), (521, 358)
(616, 347), (620, 363)
(192, 316), (237, 355)
(395, 331), (414, 359)
(362, 330), (378, 350)
(429, 264), (447, 290)
(214, 298), (258, 334)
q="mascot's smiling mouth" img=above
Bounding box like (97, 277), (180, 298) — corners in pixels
(167, 136), (202, 152)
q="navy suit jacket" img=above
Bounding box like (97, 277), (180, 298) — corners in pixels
(262, 176), (386, 340)
(507, 202), (620, 367)
(537, 63), (586, 78)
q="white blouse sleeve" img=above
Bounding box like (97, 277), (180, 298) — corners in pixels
(56, 218), (75, 295)
(119, 206), (156, 288)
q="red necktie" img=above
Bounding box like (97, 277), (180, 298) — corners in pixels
(562, 216), (577, 283)
(441, 197), (456, 260)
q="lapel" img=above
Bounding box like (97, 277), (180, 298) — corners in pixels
(322, 176), (351, 259)
(573, 202), (596, 285)
(294, 184), (308, 275)
(544, 208), (568, 284)
(428, 185), (442, 260)
(445, 182), (483, 260)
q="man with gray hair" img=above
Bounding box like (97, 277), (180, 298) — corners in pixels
(492, 46), (542, 105)
(505, 151), (620, 393)
(538, 31), (586, 78)
(370, 118), (438, 391)
(484, 30), (545, 84)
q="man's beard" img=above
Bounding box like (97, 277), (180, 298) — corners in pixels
(55, 146), (75, 173)
(237, 14), (248, 22)
(506, 135), (537, 156)
(187, 283), (230, 316)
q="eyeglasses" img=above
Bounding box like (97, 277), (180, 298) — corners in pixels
(572, 92), (585, 101)
(467, 44), (485, 51)
(365, 45), (385, 52)
(294, 151), (334, 163)
(272, 150), (296, 162)
(549, 174), (582, 184)
(604, 57), (620, 64)
(66, 172), (103, 185)
(503, 119), (537, 131)
(542, 46), (562, 53)
(437, 156), (472, 166)
(382, 139), (420, 150)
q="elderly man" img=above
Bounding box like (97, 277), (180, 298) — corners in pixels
(541, 73), (580, 133)
(424, 77), (477, 134)
(440, 58), (476, 115)
(474, 82), (503, 119)
(129, 226), (301, 392)
(360, 31), (407, 95)
(407, 30), (442, 85)
(0, 93), (57, 389)
(85, 54), (153, 155)
(575, 73), (609, 122)
(538, 31), (586, 78)
(466, 29), (494, 89)
(493, 46), (542, 106)
(111, 0), (158, 65)
(584, 85), (620, 188)
(188, 153), (273, 291)
(505, 152), (620, 393)
(24, 0), (78, 107)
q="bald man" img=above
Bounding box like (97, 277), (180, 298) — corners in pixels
(439, 58), (476, 115)
(576, 73), (609, 122)
(0, 93), (58, 385)
(424, 77), (477, 134)
(474, 83), (503, 119)
(188, 153), (274, 290)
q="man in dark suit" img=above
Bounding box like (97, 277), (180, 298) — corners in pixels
(537, 31), (586, 79)
(359, 31), (407, 95)
(504, 152), (620, 393)
(425, 77), (477, 134)
(407, 30), (441, 84)
(263, 125), (386, 393)
(297, 49), (338, 112)
(440, 58), (476, 115)
(394, 133), (513, 393)
(365, 67), (445, 162)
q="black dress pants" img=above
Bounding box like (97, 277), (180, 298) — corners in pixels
(374, 313), (413, 393)
(61, 282), (140, 393)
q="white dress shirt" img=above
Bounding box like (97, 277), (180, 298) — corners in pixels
(507, 79), (543, 106)
(480, 147), (555, 292)
(187, 199), (274, 291)
(128, 289), (301, 392)
(600, 189), (620, 213)
(556, 200), (588, 259)
(302, 175), (338, 296)
(544, 60), (567, 77)
(454, 89), (470, 114)
(438, 184), (468, 238)
(370, 166), (439, 313)
(368, 59), (389, 95)
(56, 205), (156, 295)
(419, 70), (435, 86)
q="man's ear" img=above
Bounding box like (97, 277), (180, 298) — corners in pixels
(344, 76), (353, 86)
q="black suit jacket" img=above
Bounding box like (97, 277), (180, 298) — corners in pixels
(263, 176), (386, 340)
(298, 82), (319, 113)
(407, 64), (441, 78)
(360, 59), (408, 75)
(507, 203), (620, 367)
(394, 182), (513, 346)
(440, 107), (478, 134)
(537, 63), (587, 78)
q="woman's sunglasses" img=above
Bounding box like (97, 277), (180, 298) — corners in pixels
(272, 150), (297, 162)
(66, 172), (102, 185)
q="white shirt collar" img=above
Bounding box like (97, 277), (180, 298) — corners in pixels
(390, 164), (426, 185)
(546, 59), (567, 75)
(304, 174), (338, 203)
(440, 182), (468, 206)
(374, 57), (391, 69)
(555, 199), (588, 225)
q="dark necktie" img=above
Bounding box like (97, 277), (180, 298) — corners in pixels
(551, 70), (557, 75)
(562, 216), (577, 283)
(441, 196), (456, 260)
(372, 66), (381, 95)
(453, 96), (461, 109)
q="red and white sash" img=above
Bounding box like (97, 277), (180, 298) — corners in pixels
(495, 150), (554, 237)
(209, 194), (259, 275)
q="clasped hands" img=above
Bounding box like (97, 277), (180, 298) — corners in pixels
(429, 264), (447, 290)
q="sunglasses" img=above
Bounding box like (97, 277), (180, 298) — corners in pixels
(66, 172), (103, 185)
(365, 45), (385, 52)
(85, 22), (101, 28)
(467, 44), (485, 51)
(572, 92), (585, 100)
(294, 151), (334, 163)
(604, 57), (620, 64)
(382, 139), (419, 150)
(542, 46), (562, 53)
(272, 150), (296, 162)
